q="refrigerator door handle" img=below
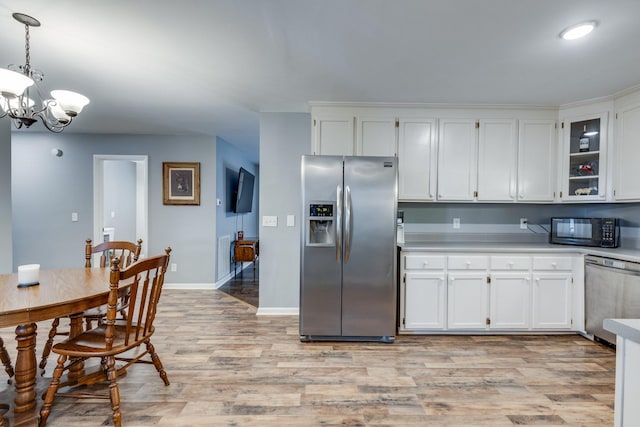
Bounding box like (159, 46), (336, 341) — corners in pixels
(344, 185), (352, 263)
(336, 185), (343, 262)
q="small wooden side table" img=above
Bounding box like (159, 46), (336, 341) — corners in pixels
(232, 239), (259, 279)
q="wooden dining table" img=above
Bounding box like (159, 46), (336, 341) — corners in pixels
(0, 267), (117, 421)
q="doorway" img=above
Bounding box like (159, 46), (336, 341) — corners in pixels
(93, 155), (148, 256)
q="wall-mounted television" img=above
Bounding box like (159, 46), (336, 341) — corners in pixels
(233, 167), (255, 213)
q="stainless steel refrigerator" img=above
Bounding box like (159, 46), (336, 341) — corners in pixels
(300, 155), (398, 342)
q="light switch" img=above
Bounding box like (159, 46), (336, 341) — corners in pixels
(287, 215), (295, 227)
(71, 212), (78, 222)
(262, 215), (278, 227)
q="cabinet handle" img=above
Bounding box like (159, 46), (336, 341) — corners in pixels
(551, 262), (557, 268)
(423, 261), (429, 266)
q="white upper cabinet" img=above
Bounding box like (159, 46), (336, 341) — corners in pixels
(476, 119), (518, 202)
(312, 115), (355, 155)
(356, 116), (397, 156)
(517, 120), (557, 202)
(614, 102), (640, 201)
(398, 118), (437, 201)
(437, 118), (478, 201)
(559, 113), (608, 202)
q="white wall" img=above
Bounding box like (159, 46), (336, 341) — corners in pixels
(258, 112), (311, 313)
(103, 160), (137, 242)
(0, 121), (11, 273)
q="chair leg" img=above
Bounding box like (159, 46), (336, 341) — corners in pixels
(146, 340), (170, 386)
(106, 355), (122, 427)
(0, 338), (14, 379)
(39, 318), (61, 373)
(39, 354), (67, 427)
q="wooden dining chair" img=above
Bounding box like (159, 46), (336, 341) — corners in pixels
(39, 248), (171, 427)
(38, 238), (143, 374)
(0, 337), (14, 380)
(0, 337), (13, 427)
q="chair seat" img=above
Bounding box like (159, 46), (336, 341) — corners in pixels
(52, 324), (154, 358)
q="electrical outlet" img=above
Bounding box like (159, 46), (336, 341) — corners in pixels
(453, 218), (461, 229)
(262, 215), (278, 227)
(170, 263), (177, 272)
(520, 218), (528, 229)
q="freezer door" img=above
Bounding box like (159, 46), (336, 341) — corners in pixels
(300, 155), (344, 336)
(342, 156), (398, 337)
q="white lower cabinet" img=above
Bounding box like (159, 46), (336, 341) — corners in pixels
(532, 273), (573, 329)
(447, 272), (488, 329)
(403, 272), (446, 330)
(489, 273), (531, 329)
(399, 251), (580, 334)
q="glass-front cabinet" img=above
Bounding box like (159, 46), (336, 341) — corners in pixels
(560, 113), (608, 201)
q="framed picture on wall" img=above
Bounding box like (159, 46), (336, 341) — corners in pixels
(163, 162), (200, 205)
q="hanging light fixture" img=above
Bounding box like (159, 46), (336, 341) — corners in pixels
(0, 13), (89, 132)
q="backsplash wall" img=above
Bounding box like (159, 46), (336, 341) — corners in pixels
(399, 202), (640, 247)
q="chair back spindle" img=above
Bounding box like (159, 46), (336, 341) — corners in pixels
(107, 248), (171, 351)
(85, 238), (143, 268)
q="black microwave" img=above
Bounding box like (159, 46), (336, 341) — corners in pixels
(550, 217), (619, 248)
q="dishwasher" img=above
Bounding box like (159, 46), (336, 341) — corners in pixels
(585, 255), (640, 346)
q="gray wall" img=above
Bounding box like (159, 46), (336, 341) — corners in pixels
(215, 137), (259, 281)
(11, 132), (216, 283)
(0, 121), (11, 273)
(258, 112), (311, 310)
(400, 202), (640, 228)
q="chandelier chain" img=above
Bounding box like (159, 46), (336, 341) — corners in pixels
(24, 22), (31, 76)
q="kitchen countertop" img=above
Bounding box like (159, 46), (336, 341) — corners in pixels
(399, 241), (640, 263)
(603, 319), (640, 344)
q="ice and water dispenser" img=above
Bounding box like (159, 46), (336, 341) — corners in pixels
(307, 203), (335, 246)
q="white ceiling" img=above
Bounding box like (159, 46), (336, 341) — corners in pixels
(2, 0), (640, 160)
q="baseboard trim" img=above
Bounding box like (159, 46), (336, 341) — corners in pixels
(214, 274), (232, 288)
(164, 283), (217, 290)
(256, 307), (299, 316)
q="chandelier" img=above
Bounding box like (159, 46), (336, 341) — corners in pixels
(0, 13), (89, 132)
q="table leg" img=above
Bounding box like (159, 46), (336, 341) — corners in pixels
(67, 313), (86, 381)
(14, 323), (37, 413)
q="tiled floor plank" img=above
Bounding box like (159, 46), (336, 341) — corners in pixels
(0, 289), (616, 426)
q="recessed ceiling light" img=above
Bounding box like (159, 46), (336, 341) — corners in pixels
(560, 21), (597, 40)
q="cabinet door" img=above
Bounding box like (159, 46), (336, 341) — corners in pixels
(477, 119), (518, 202)
(437, 119), (477, 201)
(560, 113), (608, 201)
(532, 273), (572, 329)
(489, 273), (531, 329)
(447, 272), (487, 329)
(356, 116), (397, 156)
(398, 118), (437, 201)
(517, 120), (556, 202)
(402, 272), (446, 330)
(614, 103), (640, 200)
(312, 115), (355, 155)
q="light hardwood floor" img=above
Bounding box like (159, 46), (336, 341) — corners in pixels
(1, 289), (616, 426)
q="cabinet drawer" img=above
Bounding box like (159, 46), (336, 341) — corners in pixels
(404, 255), (446, 270)
(532, 256), (573, 271)
(448, 255), (488, 270)
(490, 256), (531, 270)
